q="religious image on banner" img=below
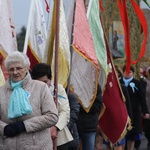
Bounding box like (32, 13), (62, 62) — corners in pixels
(109, 21), (125, 59)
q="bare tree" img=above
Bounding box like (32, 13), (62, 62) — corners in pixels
(16, 26), (26, 52)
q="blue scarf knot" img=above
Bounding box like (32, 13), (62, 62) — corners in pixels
(8, 80), (32, 119)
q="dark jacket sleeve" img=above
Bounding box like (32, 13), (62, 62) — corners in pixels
(67, 94), (80, 129)
(140, 78), (147, 97)
(77, 84), (103, 132)
(136, 79), (149, 114)
(121, 84), (133, 121)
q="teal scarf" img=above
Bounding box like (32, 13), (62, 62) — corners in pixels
(8, 80), (32, 119)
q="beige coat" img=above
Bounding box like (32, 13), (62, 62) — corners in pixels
(0, 73), (58, 150)
(51, 84), (73, 146)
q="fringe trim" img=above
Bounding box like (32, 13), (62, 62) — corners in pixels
(99, 116), (132, 147)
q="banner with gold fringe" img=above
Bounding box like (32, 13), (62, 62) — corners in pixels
(70, 0), (99, 112)
(98, 34), (129, 144)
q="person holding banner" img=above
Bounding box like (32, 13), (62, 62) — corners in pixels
(31, 63), (73, 150)
(67, 88), (80, 150)
(120, 65), (149, 150)
(77, 84), (103, 150)
(0, 51), (58, 150)
(143, 68), (150, 150)
(103, 65), (133, 150)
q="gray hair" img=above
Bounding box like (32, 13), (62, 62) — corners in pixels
(4, 51), (30, 70)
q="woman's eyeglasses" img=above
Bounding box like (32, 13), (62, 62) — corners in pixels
(8, 67), (24, 72)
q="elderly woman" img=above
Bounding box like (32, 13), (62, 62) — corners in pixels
(0, 51), (58, 150)
(120, 65), (149, 150)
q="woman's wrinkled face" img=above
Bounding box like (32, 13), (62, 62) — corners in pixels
(8, 62), (28, 82)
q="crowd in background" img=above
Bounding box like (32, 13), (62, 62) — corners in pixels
(0, 51), (150, 150)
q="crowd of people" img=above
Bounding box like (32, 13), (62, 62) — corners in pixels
(0, 51), (150, 150)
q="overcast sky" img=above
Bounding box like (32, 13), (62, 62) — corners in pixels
(13, 0), (70, 33)
(13, 0), (30, 33)
(13, 0), (149, 33)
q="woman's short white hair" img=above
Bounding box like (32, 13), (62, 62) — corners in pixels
(4, 51), (30, 70)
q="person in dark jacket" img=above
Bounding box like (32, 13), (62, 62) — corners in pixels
(143, 68), (150, 150)
(134, 67), (147, 150)
(77, 84), (103, 150)
(139, 67), (147, 97)
(121, 84), (133, 121)
(120, 65), (149, 150)
(67, 89), (80, 150)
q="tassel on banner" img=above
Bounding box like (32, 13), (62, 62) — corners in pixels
(117, 0), (131, 74)
(131, 0), (148, 64)
(44, 0), (50, 13)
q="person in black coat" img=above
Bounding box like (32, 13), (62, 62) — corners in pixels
(143, 68), (150, 150)
(67, 90), (80, 150)
(77, 84), (103, 150)
(121, 84), (133, 122)
(139, 67), (147, 97)
(120, 65), (149, 150)
(134, 67), (147, 150)
(115, 65), (133, 121)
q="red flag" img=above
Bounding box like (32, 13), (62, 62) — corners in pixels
(26, 44), (39, 70)
(98, 35), (129, 144)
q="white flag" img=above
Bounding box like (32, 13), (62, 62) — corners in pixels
(0, 66), (5, 87)
(24, 0), (47, 69)
(0, 0), (17, 55)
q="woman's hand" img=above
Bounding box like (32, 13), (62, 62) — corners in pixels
(143, 113), (150, 119)
(50, 126), (58, 139)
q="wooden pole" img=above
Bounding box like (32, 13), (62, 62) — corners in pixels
(66, 0), (76, 95)
(53, 0), (60, 149)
